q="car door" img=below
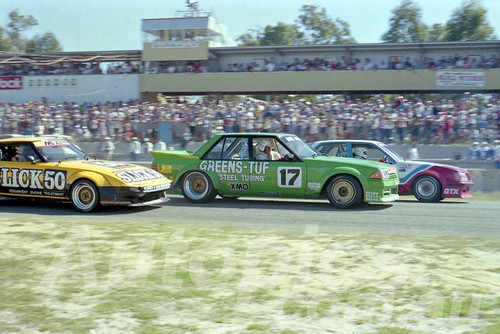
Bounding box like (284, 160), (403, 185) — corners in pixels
(247, 137), (307, 198)
(0, 142), (66, 198)
(201, 136), (251, 196)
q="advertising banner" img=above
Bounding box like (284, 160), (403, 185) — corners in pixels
(436, 71), (485, 87)
(0, 76), (23, 90)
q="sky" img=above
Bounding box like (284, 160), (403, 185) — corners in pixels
(0, 0), (499, 52)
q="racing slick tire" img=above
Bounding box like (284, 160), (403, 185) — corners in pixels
(412, 175), (442, 203)
(181, 171), (217, 203)
(326, 175), (362, 209)
(70, 179), (100, 212)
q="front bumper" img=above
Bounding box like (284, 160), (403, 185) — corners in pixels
(364, 179), (400, 203)
(100, 183), (171, 206)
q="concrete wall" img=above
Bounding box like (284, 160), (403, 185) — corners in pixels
(0, 74), (139, 104)
(77, 141), (499, 192)
(140, 69), (500, 95)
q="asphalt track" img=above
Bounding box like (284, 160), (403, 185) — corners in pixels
(1, 196), (498, 239)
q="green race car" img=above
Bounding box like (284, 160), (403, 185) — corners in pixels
(151, 133), (399, 209)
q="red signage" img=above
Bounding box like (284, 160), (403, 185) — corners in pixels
(0, 76), (23, 90)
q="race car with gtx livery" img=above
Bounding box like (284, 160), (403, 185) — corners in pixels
(312, 139), (473, 202)
(0, 136), (171, 212)
(151, 133), (399, 209)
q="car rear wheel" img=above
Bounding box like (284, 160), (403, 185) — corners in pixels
(181, 171), (217, 203)
(71, 180), (100, 212)
(412, 175), (442, 202)
(327, 175), (362, 209)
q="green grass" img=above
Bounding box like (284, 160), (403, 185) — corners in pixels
(0, 217), (499, 333)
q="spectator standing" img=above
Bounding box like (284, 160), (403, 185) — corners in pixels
(129, 137), (141, 161)
(101, 137), (115, 160)
(153, 138), (167, 151)
(142, 138), (153, 157)
(407, 141), (420, 160)
(494, 140), (500, 169)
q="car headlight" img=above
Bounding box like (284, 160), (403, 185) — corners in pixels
(129, 187), (143, 193)
(453, 171), (469, 182)
(370, 169), (391, 179)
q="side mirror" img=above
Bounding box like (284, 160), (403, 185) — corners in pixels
(26, 156), (39, 164)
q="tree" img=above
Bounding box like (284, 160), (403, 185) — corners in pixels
(236, 5), (355, 46)
(236, 27), (263, 46)
(7, 11), (38, 52)
(2, 11), (63, 52)
(260, 23), (300, 46)
(444, 0), (496, 41)
(0, 27), (12, 51)
(297, 5), (356, 44)
(382, 0), (428, 43)
(427, 23), (447, 42)
(25, 32), (62, 52)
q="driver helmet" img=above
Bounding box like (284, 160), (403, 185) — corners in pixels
(257, 139), (272, 151)
(353, 147), (367, 159)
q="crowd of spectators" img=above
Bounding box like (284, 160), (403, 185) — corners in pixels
(146, 53), (500, 74)
(1, 52), (498, 76)
(0, 61), (140, 76)
(1, 94), (498, 153)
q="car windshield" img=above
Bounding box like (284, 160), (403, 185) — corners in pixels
(280, 135), (320, 158)
(36, 142), (87, 162)
(379, 143), (405, 161)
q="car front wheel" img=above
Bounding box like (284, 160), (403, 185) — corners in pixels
(181, 171), (217, 203)
(326, 175), (362, 209)
(412, 175), (442, 202)
(71, 180), (100, 212)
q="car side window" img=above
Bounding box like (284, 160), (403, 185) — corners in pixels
(352, 144), (385, 161)
(204, 137), (251, 160)
(204, 140), (224, 160)
(325, 144), (348, 157)
(224, 137), (250, 161)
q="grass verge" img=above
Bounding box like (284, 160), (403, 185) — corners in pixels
(0, 217), (499, 333)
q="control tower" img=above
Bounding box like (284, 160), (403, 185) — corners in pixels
(141, 0), (227, 63)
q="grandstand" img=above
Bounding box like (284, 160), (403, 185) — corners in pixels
(0, 3), (499, 104)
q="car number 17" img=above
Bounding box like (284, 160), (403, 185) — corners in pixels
(277, 167), (302, 188)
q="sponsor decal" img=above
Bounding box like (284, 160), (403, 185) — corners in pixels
(0, 167), (67, 197)
(200, 160), (270, 183)
(142, 183), (170, 192)
(220, 174), (238, 181)
(242, 175), (264, 181)
(307, 182), (321, 191)
(200, 160), (270, 174)
(158, 164), (172, 174)
(0, 76), (23, 90)
(35, 140), (70, 147)
(116, 169), (164, 183)
(259, 190), (281, 196)
(230, 183), (249, 191)
(443, 188), (459, 195)
(365, 191), (380, 201)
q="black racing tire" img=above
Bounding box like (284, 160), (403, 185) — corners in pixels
(326, 175), (363, 209)
(180, 171), (217, 203)
(412, 175), (442, 202)
(70, 179), (100, 212)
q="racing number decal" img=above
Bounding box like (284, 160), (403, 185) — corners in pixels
(277, 167), (302, 188)
(44, 170), (66, 190)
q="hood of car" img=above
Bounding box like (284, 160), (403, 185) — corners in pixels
(398, 159), (465, 172)
(53, 159), (168, 184)
(310, 155), (393, 169)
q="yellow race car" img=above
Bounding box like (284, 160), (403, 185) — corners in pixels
(0, 136), (171, 212)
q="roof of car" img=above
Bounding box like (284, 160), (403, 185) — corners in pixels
(0, 135), (73, 144)
(313, 139), (384, 145)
